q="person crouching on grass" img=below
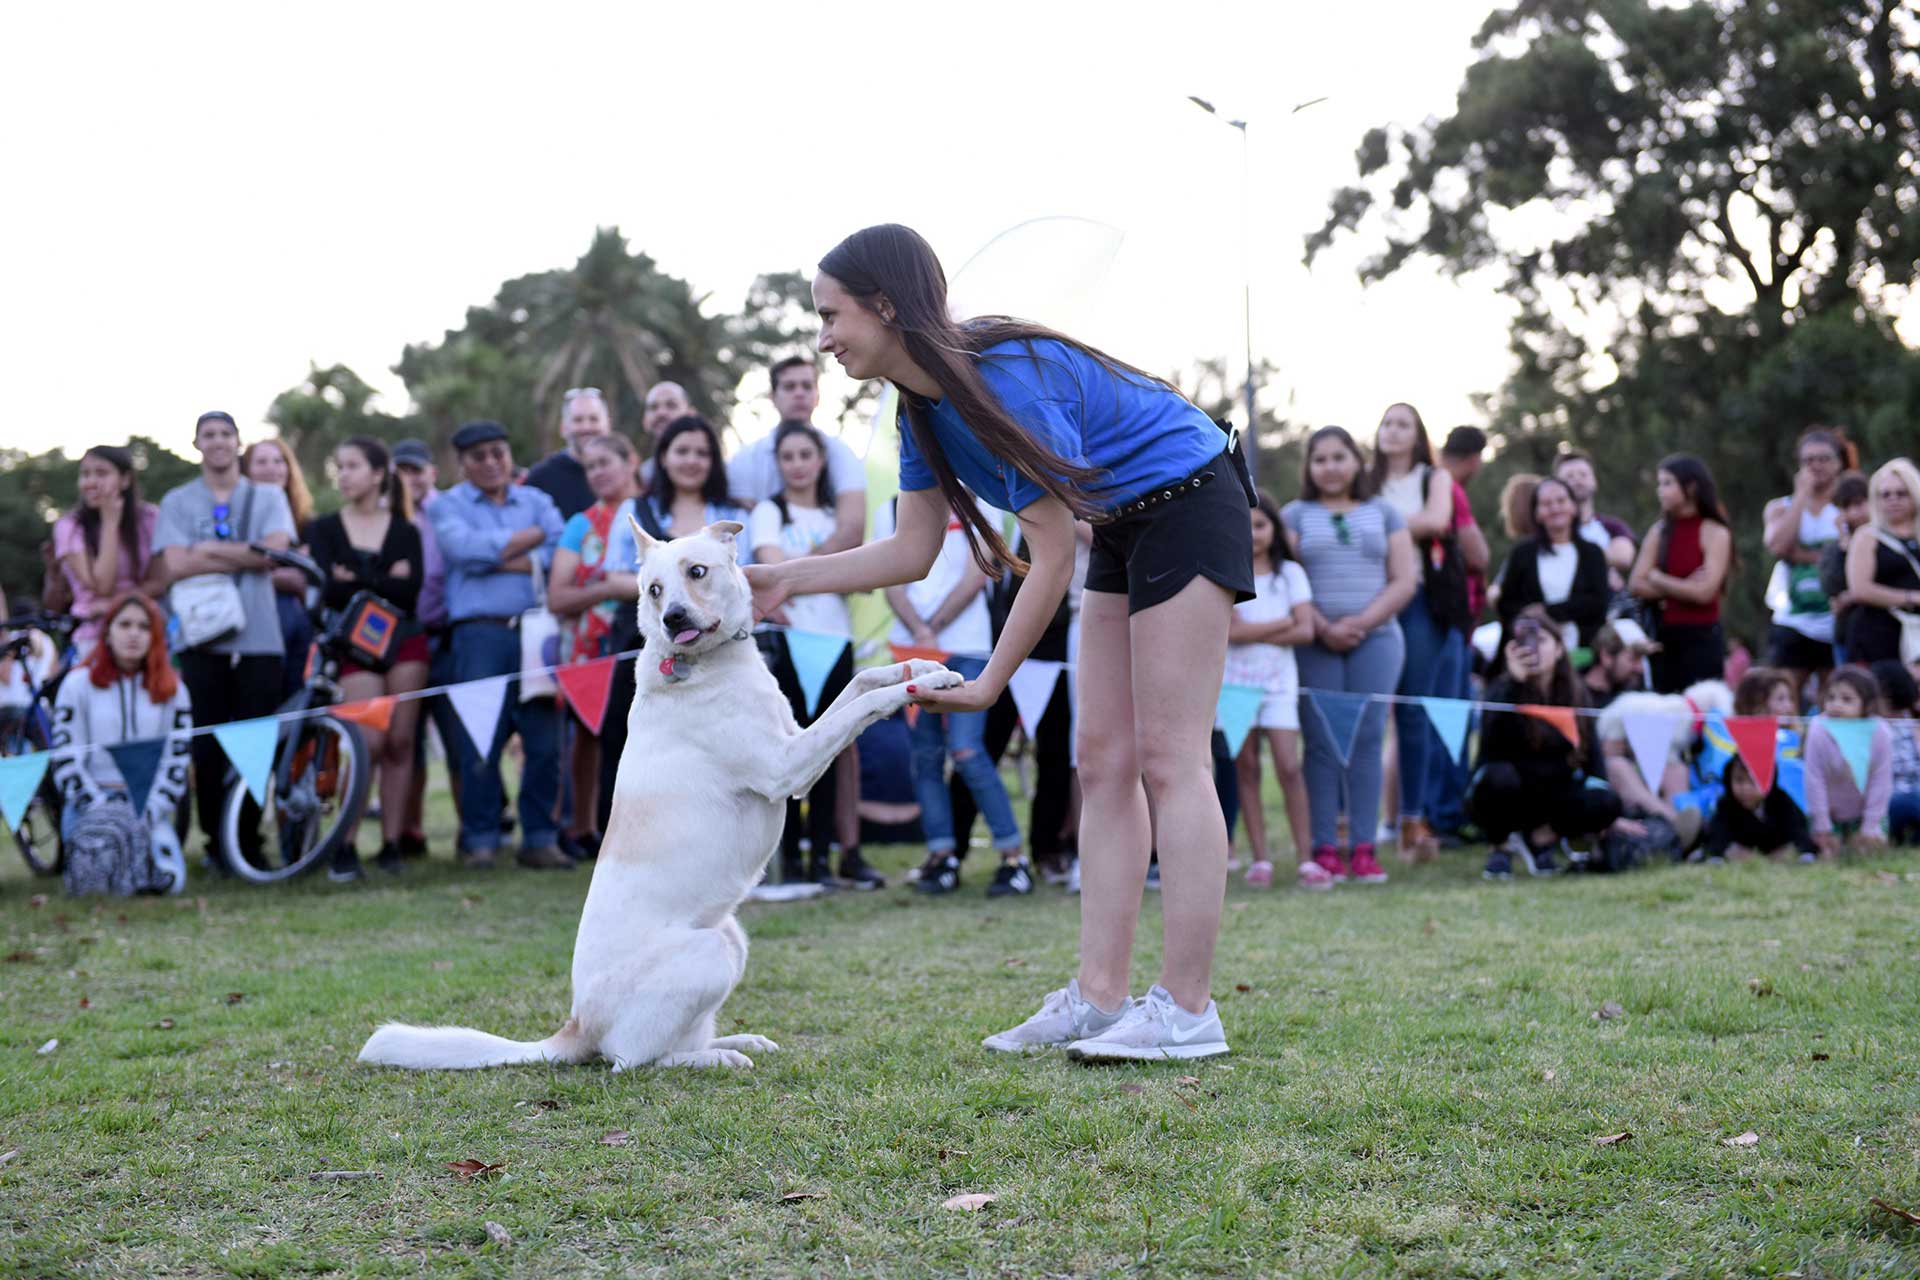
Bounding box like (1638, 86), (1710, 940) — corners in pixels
(1804, 666), (1892, 860)
(1702, 756), (1815, 862)
(747, 224), (1254, 1062)
(1470, 605), (1630, 880)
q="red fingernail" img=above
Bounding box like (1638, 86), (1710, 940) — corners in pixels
(907, 684), (917, 693)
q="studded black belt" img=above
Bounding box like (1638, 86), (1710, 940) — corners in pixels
(1090, 468), (1217, 525)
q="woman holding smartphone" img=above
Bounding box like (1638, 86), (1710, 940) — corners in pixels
(748, 225), (1254, 1063)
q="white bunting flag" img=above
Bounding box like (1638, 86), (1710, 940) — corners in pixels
(447, 674), (513, 763)
(1006, 660), (1065, 734)
(1619, 710), (1677, 798)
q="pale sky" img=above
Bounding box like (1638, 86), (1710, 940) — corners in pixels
(4, 1), (1529, 461)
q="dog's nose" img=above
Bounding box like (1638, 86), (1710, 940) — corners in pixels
(662, 606), (694, 634)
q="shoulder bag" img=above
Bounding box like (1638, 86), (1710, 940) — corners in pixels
(167, 483), (255, 649)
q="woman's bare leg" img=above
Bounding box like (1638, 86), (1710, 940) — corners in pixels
(1073, 589), (1148, 1012)
(1130, 576), (1235, 1013)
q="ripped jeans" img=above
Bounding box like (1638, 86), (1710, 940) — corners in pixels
(908, 655), (1022, 854)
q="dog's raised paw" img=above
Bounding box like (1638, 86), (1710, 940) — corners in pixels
(918, 669), (965, 691)
(711, 1033), (780, 1053)
(901, 658), (949, 682)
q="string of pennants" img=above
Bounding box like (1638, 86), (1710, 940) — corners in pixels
(1229, 688), (1887, 818)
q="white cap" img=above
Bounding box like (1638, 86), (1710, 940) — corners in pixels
(1607, 618), (1654, 651)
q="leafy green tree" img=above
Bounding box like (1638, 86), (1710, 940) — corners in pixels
(265, 362), (415, 482)
(1310, 0), (1920, 640)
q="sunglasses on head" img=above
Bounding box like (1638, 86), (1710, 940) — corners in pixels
(563, 387), (604, 404)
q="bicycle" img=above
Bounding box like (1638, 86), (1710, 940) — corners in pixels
(216, 545), (384, 884)
(0, 613), (77, 876)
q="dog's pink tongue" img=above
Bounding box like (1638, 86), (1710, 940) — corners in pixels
(673, 627), (701, 645)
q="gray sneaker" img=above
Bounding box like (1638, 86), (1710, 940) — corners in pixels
(982, 980), (1126, 1054)
(1066, 984), (1229, 1062)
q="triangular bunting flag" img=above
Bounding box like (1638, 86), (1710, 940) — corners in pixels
(1820, 715), (1879, 791)
(447, 674), (513, 763)
(0, 752), (49, 830)
(1417, 697), (1471, 765)
(786, 629), (851, 719)
(1620, 711), (1676, 798)
(106, 739), (168, 816)
(1216, 683), (1266, 757)
(1007, 660), (1065, 735)
(554, 657), (616, 736)
(1519, 704), (1579, 747)
(1725, 715), (1779, 794)
(334, 696), (394, 734)
(1305, 690), (1372, 767)
(889, 643), (950, 666)
(211, 717), (280, 808)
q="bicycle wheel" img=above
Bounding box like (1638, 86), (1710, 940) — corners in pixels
(220, 715), (370, 884)
(12, 777), (64, 876)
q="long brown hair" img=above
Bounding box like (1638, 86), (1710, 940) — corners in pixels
(1367, 402), (1434, 493)
(820, 223), (1168, 574)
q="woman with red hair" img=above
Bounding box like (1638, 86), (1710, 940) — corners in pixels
(49, 592), (193, 893)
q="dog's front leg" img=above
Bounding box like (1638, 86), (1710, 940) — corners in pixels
(814, 659), (950, 722)
(750, 671), (963, 801)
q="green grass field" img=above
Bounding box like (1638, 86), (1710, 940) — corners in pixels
(4, 777), (1920, 1278)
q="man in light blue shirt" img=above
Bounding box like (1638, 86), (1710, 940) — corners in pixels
(427, 421), (571, 870)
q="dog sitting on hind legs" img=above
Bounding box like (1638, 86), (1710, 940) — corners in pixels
(358, 518), (959, 1072)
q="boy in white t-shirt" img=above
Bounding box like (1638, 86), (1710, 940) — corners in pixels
(873, 495), (1032, 898)
(1223, 494), (1322, 889)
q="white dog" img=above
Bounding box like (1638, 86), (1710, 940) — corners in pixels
(359, 521), (959, 1071)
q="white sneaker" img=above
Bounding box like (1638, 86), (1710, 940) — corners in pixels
(982, 980), (1125, 1053)
(1065, 985), (1230, 1062)
(1065, 859), (1081, 894)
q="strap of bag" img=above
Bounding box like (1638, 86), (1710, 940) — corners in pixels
(1873, 528), (1920, 586)
(231, 480), (257, 589)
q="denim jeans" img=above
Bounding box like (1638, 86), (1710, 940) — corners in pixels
(909, 654), (1021, 853)
(1296, 624), (1405, 850)
(1891, 790), (1920, 843)
(1394, 593), (1464, 821)
(450, 621), (561, 853)
(1422, 645), (1475, 833)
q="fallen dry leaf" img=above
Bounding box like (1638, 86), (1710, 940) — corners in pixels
(224, 992), (245, 1005)
(0, 1150), (17, 1167)
(431, 961), (453, 971)
(1119, 1083), (1146, 1095)
(942, 1192), (996, 1211)
(936, 1148), (968, 1161)
(461, 897), (480, 910)
(446, 1159), (505, 1180)
(1811, 1052), (1830, 1061)
(1592, 1131), (1633, 1146)
(1594, 1001), (1626, 1021)
(1234, 983), (1252, 993)
(309, 1170), (380, 1181)
(35, 1039), (56, 1056)
(484, 1221), (513, 1246)
(598, 1131), (629, 1146)
(1002, 958), (1025, 967)
(4, 951), (36, 963)
(27, 894), (46, 909)
(1544, 1069), (1557, 1082)
(1723, 1131), (1760, 1147)
(780, 1191), (826, 1202)
(516, 1099), (561, 1113)
(1177, 1076), (1200, 1086)
(1748, 977), (1774, 997)
(1870, 1197), (1920, 1226)
(77, 996), (89, 1010)
(155, 1019), (174, 1030)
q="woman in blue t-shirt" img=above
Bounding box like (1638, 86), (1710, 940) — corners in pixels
(747, 224), (1254, 1063)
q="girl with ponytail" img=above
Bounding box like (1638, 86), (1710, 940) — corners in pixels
(308, 435), (427, 879)
(747, 224), (1257, 1062)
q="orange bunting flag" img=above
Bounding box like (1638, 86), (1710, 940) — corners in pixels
(554, 656), (618, 737)
(1725, 715), (1779, 794)
(889, 644), (950, 665)
(1518, 703), (1579, 747)
(333, 696), (394, 733)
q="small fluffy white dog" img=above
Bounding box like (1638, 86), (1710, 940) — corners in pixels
(359, 520), (958, 1071)
(1595, 678), (1735, 763)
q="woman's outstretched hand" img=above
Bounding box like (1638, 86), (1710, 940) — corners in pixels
(910, 678), (999, 715)
(744, 564), (792, 622)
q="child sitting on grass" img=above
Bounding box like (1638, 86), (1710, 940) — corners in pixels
(1701, 756), (1815, 861)
(1804, 666), (1891, 860)
(1870, 659), (1920, 844)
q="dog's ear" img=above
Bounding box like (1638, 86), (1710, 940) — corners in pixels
(626, 513), (658, 562)
(704, 520), (745, 545)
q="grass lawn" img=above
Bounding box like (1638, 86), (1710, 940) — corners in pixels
(4, 773), (1920, 1278)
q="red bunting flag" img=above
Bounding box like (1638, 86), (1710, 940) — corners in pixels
(889, 644), (951, 665)
(1519, 703), (1579, 747)
(334, 696), (394, 734)
(1725, 715), (1779, 794)
(554, 656), (617, 737)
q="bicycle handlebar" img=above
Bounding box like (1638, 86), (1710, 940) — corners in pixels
(249, 543), (325, 588)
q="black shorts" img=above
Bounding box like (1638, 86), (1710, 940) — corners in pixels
(1086, 453), (1255, 614)
(1763, 623), (1834, 673)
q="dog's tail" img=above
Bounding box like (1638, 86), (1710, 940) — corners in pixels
(358, 1016), (592, 1070)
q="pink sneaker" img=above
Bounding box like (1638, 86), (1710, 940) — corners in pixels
(1312, 845), (1348, 883)
(1296, 860), (1335, 891)
(1349, 844), (1388, 884)
(1244, 859), (1275, 888)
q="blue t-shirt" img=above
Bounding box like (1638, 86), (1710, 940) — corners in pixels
(898, 338), (1223, 514)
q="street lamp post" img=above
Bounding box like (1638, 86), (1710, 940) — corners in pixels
(1189, 93), (1329, 485)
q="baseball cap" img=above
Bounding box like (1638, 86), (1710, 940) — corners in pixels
(391, 438), (432, 468)
(450, 420), (510, 453)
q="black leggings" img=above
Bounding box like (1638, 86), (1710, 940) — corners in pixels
(1469, 762), (1621, 844)
(178, 651), (284, 865)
